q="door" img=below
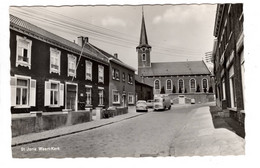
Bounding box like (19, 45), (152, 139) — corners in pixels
(66, 84), (77, 111)
(179, 95), (185, 104)
(122, 94), (126, 107)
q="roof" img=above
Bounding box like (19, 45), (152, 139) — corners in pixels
(136, 10), (151, 49)
(88, 43), (136, 72)
(9, 14), (109, 64)
(135, 74), (153, 88)
(139, 61), (211, 77)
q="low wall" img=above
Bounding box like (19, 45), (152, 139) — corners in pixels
(160, 93), (215, 104)
(12, 110), (92, 137)
(101, 107), (128, 119)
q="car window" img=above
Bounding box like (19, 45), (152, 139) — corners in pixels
(154, 99), (161, 102)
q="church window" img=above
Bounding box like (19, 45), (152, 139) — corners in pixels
(166, 79), (172, 90)
(202, 78), (208, 93)
(190, 78), (196, 92)
(178, 79), (184, 93)
(154, 80), (160, 90)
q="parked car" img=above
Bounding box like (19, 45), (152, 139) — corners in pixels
(153, 96), (171, 111)
(136, 100), (148, 112)
(146, 100), (154, 108)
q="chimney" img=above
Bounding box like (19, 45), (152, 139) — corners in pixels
(114, 53), (118, 59)
(77, 36), (89, 47)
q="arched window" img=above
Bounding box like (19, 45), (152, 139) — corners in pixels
(202, 78), (208, 92)
(166, 79), (172, 90)
(178, 79), (184, 93)
(154, 80), (160, 90)
(142, 53), (146, 61)
(190, 78), (196, 92)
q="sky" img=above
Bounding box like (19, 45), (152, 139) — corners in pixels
(9, 4), (217, 70)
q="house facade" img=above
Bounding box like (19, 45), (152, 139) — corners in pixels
(10, 15), (110, 113)
(212, 4), (244, 124)
(136, 10), (214, 104)
(88, 46), (136, 107)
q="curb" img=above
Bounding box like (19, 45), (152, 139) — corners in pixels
(12, 113), (145, 147)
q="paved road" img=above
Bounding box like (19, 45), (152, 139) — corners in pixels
(12, 104), (207, 158)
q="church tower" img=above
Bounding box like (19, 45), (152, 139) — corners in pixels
(136, 8), (152, 74)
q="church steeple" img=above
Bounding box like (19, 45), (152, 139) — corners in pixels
(137, 7), (151, 49)
(137, 7), (152, 71)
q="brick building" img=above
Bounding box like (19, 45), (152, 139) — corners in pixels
(88, 47), (136, 108)
(10, 15), (110, 113)
(212, 4), (244, 124)
(136, 10), (214, 104)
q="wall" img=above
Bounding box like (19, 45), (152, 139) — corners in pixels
(109, 61), (135, 107)
(11, 111), (92, 137)
(142, 75), (213, 95)
(166, 93), (215, 104)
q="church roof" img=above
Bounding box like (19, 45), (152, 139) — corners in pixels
(136, 10), (151, 49)
(139, 61), (211, 76)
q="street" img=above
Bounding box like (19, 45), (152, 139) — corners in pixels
(12, 104), (235, 158)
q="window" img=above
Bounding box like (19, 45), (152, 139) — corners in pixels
(166, 79), (172, 90)
(128, 74), (133, 84)
(202, 78), (208, 92)
(154, 80), (160, 90)
(11, 75), (36, 107)
(229, 65), (236, 108)
(115, 69), (120, 80)
(113, 90), (120, 104)
(85, 60), (92, 80)
(178, 79), (184, 93)
(68, 54), (77, 77)
(44, 80), (64, 107)
(222, 79), (226, 100)
(86, 86), (92, 105)
(190, 78), (196, 92)
(98, 89), (104, 106)
(16, 36), (32, 69)
(50, 83), (59, 105)
(128, 93), (134, 104)
(98, 65), (104, 83)
(50, 48), (61, 74)
(142, 53), (146, 61)
(122, 72), (125, 82)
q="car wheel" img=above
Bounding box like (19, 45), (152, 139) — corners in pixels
(168, 105), (171, 110)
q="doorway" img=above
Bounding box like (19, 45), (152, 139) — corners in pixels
(66, 83), (77, 111)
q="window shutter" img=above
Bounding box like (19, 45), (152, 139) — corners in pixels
(30, 79), (36, 106)
(60, 83), (64, 106)
(10, 77), (17, 106)
(44, 81), (51, 106)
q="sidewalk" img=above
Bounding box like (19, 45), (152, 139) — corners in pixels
(171, 106), (245, 156)
(12, 107), (144, 147)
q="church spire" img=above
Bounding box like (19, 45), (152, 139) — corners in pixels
(137, 7), (151, 49)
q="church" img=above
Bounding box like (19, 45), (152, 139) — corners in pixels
(136, 11), (214, 104)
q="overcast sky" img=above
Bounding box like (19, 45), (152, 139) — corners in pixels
(9, 4), (216, 70)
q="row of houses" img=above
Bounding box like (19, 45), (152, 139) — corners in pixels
(10, 14), (140, 114)
(212, 4), (244, 124)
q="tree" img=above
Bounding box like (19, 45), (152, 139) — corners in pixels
(208, 86), (213, 93)
(160, 86), (165, 94)
(196, 84), (200, 92)
(179, 87), (182, 93)
(184, 88), (187, 93)
(172, 85), (176, 93)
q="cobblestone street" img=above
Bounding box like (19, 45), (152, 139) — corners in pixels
(12, 105), (199, 158)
